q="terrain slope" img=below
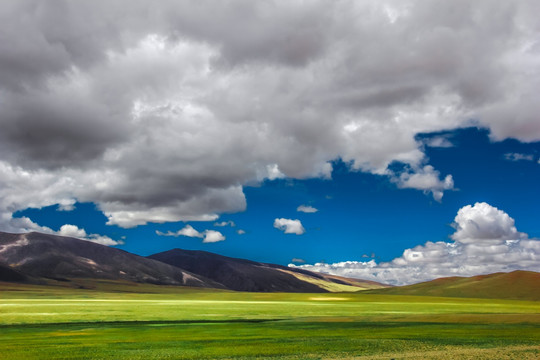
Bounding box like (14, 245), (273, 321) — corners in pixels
(0, 231), (387, 292)
(366, 270), (540, 301)
(0, 231), (223, 288)
(148, 248), (387, 292)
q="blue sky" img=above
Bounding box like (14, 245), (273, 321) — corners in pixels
(16, 127), (540, 270)
(2, 1), (540, 285)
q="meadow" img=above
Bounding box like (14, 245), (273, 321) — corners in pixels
(1, 282), (539, 359)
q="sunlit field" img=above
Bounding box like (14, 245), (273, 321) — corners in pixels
(1, 283), (539, 359)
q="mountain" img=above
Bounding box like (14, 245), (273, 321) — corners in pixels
(0, 231), (224, 288)
(365, 270), (540, 301)
(0, 262), (29, 283)
(148, 248), (387, 292)
(0, 231), (387, 293)
(4, 231), (536, 298)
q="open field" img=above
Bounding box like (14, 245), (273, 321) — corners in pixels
(1, 282), (539, 359)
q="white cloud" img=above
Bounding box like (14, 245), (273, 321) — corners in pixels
(156, 225), (225, 243)
(423, 136), (453, 148)
(57, 198), (76, 211)
(58, 224), (119, 246)
(214, 220), (235, 227)
(58, 224), (87, 239)
(450, 202), (527, 245)
(274, 218), (305, 235)
(297, 205), (318, 213)
(0, 175), (118, 245)
(265, 164), (286, 181)
(396, 165), (454, 201)
(156, 224), (203, 238)
(292, 202), (540, 285)
(0, 1), (539, 231)
(237, 229), (246, 235)
(177, 224), (204, 238)
(202, 230), (225, 243)
(504, 153), (535, 162)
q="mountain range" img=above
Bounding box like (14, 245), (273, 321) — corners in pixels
(1, 231), (539, 300)
(0, 231), (385, 292)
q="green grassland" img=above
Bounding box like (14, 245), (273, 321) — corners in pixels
(1, 281), (539, 359)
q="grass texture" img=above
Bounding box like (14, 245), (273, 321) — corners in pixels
(1, 282), (539, 359)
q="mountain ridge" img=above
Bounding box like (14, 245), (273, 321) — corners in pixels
(0, 231), (386, 292)
(148, 248), (386, 292)
(2, 231), (539, 299)
(0, 231), (224, 288)
(364, 270), (540, 301)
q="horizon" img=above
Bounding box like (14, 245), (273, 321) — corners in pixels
(1, 1), (539, 286)
(2, 227), (539, 286)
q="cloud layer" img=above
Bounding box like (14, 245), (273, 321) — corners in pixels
(292, 203), (540, 285)
(1, 1), (539, 232)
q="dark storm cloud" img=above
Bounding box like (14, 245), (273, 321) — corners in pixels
(174, 1), (333, 67)
(0, 90), (128, 168)
(0, 0), (538, 231)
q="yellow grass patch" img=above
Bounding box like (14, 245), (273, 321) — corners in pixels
(277, 269), (366, 292)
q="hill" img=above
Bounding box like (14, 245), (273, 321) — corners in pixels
(148, 248), (387, 292)
(0, 231), (223, 288)
(365, 270), (540, 301)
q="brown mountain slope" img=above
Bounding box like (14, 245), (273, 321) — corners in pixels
(148, 248), (389, 293)
(365, 270), (540, 301)
(0, 231), (224, 288)
(0, 231), (388, 293)
(0, 262), (29, 283)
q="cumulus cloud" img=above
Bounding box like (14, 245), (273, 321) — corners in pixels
(450, 202), (527, 244)
(297, 205), (318, 213)
(1, 1), (539, 231)
(57, 224), (119, 246)
(202, 230), (225, 243)
(156, 225), (225, 243)
(274, 218), (305, 235)
(0, 165), (119, 244)
(237, 229), (246, 235)
(396, 165), (454, 201)
(292, 202), (540, 285)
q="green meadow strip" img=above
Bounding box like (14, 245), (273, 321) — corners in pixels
(1, 287), (539, 359)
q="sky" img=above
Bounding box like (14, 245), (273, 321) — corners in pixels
(1, 1), (539, 285)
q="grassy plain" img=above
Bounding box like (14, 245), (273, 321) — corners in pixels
(1, 281), (539, 359)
